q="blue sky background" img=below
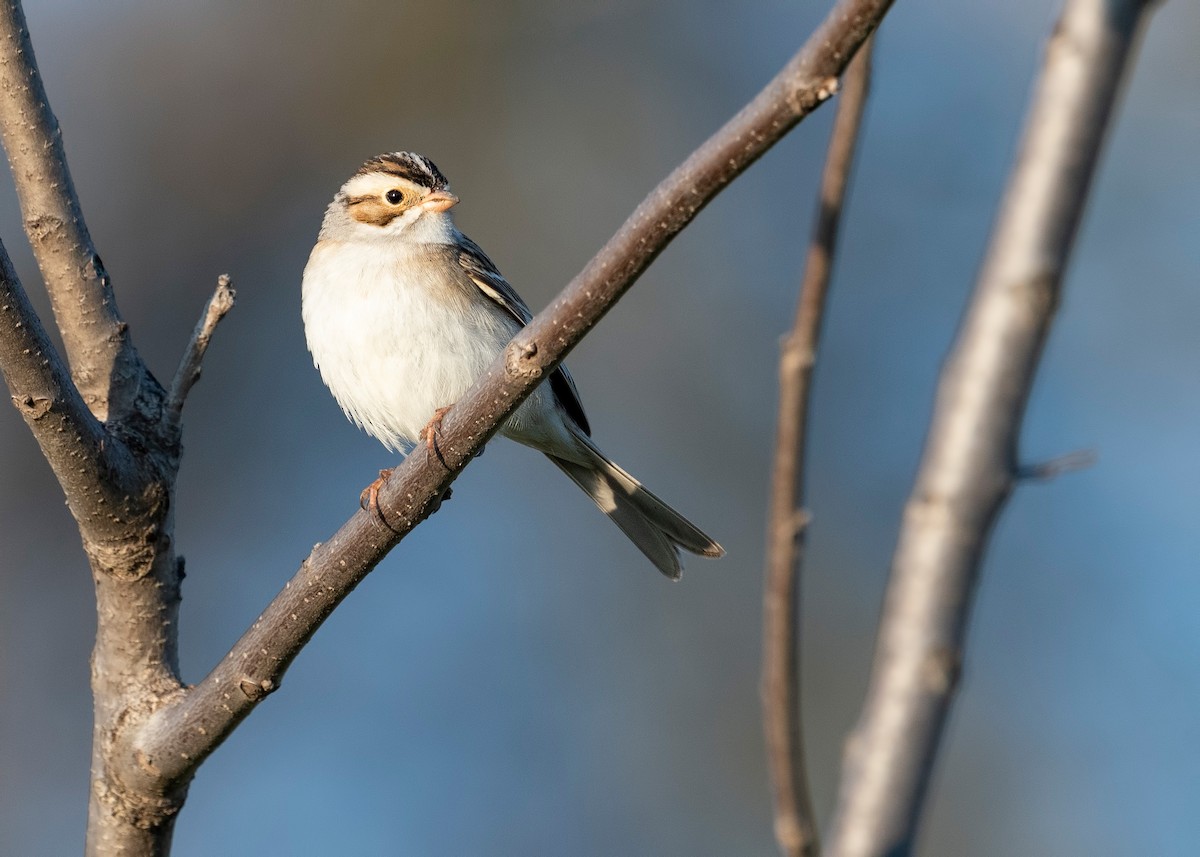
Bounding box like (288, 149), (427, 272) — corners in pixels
(0, 1), (1197, 854)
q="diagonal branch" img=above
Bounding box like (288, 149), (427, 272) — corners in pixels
(763, 35), (874, 857)
(823, 2), (1156, 856)
(0, 238), (111, 492)
(125, 0), (898, 791)
(0, 237), (143, 534)
(0, 0), (164, 545)
(0, 0), (142, 421)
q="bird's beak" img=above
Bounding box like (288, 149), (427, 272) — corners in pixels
(421, 191), (459, 213)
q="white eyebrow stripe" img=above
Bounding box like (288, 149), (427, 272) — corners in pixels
(341, 173), (427, 199)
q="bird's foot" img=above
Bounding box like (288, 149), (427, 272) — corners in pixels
(359, 468), (394, 521)
(423, 406), (452, 466)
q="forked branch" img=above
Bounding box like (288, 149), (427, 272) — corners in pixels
(823, 2), (1156, 856)
(0, 238), (134, 512)
(0, 0), (141, 420)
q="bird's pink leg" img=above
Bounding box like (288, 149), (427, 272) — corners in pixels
(359, 407), (452, 526)
(423, 406), (452, 460)
(359, 468), (394, 518)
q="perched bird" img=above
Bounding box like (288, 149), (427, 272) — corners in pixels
(302, 152), (723, 579)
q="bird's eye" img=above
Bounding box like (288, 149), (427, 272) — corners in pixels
(385, 189), (404, 205)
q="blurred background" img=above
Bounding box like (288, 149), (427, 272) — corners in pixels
(0, 0), (1197, 854)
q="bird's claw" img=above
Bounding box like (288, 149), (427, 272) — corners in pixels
(359, 468), (394, 523)
(423, 406), (452, 466)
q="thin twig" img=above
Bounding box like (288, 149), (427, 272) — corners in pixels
(763, 36), (875, 857)
(167, 275), (236, 426)
(823, 2), (1155, 856)
(125, 0), (896, 791)
(1015, 448), (1097, 481)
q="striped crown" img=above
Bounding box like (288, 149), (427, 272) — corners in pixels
(354, 152), (448, 192)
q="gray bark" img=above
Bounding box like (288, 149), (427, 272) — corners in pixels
(823, 2), (1157, 855)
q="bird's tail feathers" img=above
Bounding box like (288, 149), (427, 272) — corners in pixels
(548, 440), (723, 580)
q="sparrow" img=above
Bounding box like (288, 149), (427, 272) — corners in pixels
(301, 152), (723, 579)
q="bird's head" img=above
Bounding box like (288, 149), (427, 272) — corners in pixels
(322, 152), (459, 242)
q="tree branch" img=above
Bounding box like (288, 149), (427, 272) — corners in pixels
(0, 6), (199, 852)
(166, 275), (235, 430)
(126, 0), (897, 790)
(0, 0), (175, 563)
(0, 199), (179, 856)
(0, 0), (143, 421)
(763, 36), (874, 857)
(823, 2), (1155, 856)
(0, 236), (134, 509)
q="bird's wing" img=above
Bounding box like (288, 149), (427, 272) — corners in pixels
(456, 236), (591, 436)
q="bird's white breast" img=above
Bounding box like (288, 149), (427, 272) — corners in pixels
(302, 238), (519, 450)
